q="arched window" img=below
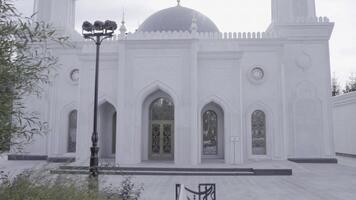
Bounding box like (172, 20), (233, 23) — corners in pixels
(251, 110), (266, 155)
(202, 110), (218, 156)
(67, 110), (77, 153)
(150, 98), (174, 121)
(149, 97), (174, 159)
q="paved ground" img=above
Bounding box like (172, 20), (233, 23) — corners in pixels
(102, 163), (356, 200)
(1, 155), (356, 200)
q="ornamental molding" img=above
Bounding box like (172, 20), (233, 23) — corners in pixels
(69, 69), (79, 84)
(295, 51), (312, 71)
(247, 65), (267, 85)
(66, 67), (79, 86)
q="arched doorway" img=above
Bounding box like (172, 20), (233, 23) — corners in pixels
(148, 97), (174, 161)
(98, 102), (117, 159)
(201, 102), (224, 160)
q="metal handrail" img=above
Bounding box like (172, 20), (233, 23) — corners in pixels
(176, 184), (216, 200)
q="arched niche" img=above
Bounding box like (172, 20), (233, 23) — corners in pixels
(141, 90), (175, 161)
(251, 110), (267, 156)
(292, 82), (323, 157)
(245, 102), (274, 160)
(201, 102), (224, 160)
(98, 101), (117, 159)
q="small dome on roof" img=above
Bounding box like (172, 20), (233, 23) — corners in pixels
(138, 5), (219, 33)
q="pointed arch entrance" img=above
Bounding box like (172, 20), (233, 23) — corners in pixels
(201, 102), (224, 160)
(142, 90), (175, 161)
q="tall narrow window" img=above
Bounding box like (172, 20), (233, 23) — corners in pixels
(67, 110), (77, 153)
(202, 110), (218, 156)
(251, 110), (266, 155)
(112, 112), (117, 154)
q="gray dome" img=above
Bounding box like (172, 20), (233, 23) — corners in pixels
(138, 6), (219, 32)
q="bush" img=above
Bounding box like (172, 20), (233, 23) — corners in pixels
(0, 170), (143, 200)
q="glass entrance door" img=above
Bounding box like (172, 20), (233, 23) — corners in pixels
(149, 97), (174, 161)
(150, 121), (174, 160)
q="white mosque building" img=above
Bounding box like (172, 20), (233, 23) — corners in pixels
(15, 0), (336, 166)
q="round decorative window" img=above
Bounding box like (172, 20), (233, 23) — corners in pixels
(251, 67), (264, 81)
(70, 69), (79, 82)
(247, 66), (266, 85)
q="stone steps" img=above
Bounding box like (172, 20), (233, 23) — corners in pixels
(51, 166), (292, 176)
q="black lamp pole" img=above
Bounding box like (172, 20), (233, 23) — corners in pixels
(82, 20), (117, 179)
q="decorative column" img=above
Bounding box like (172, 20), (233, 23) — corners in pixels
(190, 16), (199, 165)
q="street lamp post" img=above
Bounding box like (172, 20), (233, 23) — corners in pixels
(82, 20), (117, 180)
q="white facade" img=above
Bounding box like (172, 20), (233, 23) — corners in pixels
(332, 93), (356, 157)
(19, 0), (336, 166)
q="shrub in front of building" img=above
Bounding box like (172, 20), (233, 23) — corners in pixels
(0, 170), (143, 200)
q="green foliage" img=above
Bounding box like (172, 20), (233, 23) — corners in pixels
(0, 170), (143, 200)
(331, 73), (341, 96)
(343, 73), (356, 94)
(116, 177), (144, 200)
(0, 0), (68, 152)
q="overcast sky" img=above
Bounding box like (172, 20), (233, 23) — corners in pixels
(14, 0), (356, 86)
